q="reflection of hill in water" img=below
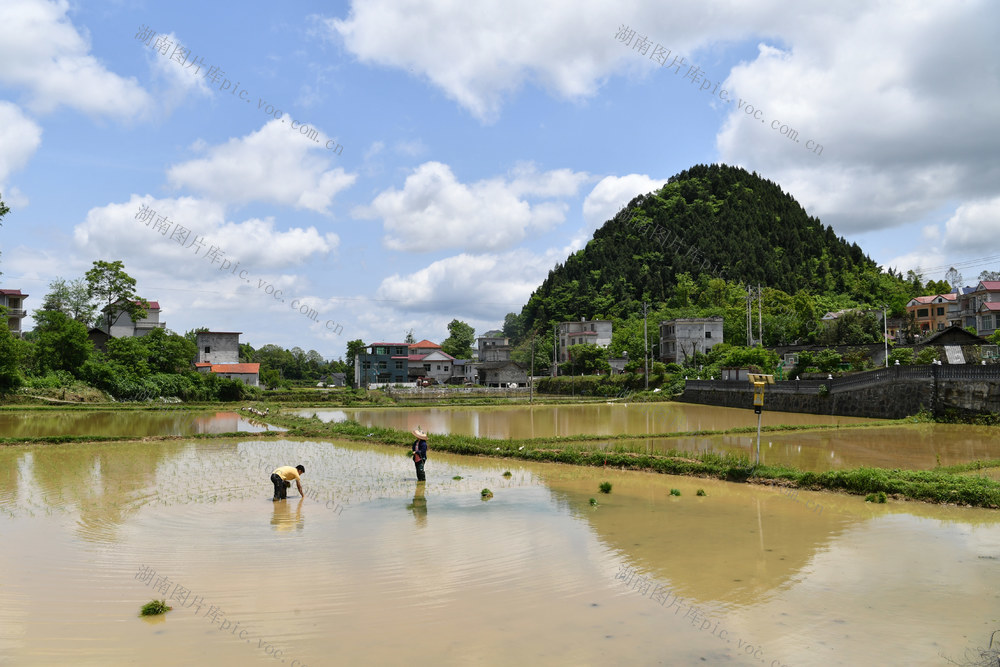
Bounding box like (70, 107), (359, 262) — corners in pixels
(0, 410), (202, 438)
(543, 472), (856, 606)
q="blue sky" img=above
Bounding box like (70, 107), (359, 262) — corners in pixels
(1, 0), (998, 360)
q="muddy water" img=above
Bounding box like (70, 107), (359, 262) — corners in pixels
(1, 438), (997, 665)
(0, 410), (283, 438)
(294, 403), (876, 438)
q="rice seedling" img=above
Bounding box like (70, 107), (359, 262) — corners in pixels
(670, 488), (681, 496)
(589, 498), (598, 507)
(140, 599), (171, 616)
(481, 488), (493, 499)
(696, 489), (706, 496)
(502, 471), (512, 478)
(599, 482), (612, 494)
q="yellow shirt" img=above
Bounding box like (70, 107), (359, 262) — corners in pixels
(272, 466), (301, 481)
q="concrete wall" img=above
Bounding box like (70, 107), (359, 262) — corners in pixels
(196, 332), (240, 364)
(679, 365), (1000, 419)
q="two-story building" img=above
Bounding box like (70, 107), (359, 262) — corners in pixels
(0, 289), (28, 338)
(354, 342), (410, 387)
(905, 294), (955, 334)
(407, 347), (456, 385)
(659, 317), (723, 364)
(101, 299), (166, 338)
(957, 281), (1000, 337)
(477, 332), (512, 362)
(556, 319), (613, 364)
(193, 331), (259, 386)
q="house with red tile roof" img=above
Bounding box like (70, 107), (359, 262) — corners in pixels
(193, 331), (259, 386)
(905, 293), (955, 334)
(957, 281), (1000, 336)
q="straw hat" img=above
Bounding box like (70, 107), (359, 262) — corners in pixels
(411, 427), (428, 440)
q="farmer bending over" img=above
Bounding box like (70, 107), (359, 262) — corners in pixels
(271, 465), (305, 501)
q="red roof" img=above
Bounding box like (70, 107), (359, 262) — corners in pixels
(981, 302), (1000, 312)
(910, 296), (935, 304)
(980, 281), (1000, 291)
(210, 363), (259, 374)
(194, 362), (212, 368)
(0, 289), (27, 296)
(409, 339), (440, 349)
(407, 354), (427, 361)
(140, 300), (160, 310)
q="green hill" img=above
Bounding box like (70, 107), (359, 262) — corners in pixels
(513, 163), (911, 342)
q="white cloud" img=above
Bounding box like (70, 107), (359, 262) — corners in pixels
(582, 174), (668, 230)
(715, 2), (1000, 235)
(943, 197), (1000, 255)
(0, 0), (152, 118)
(375, 249), (557, 320)
(144, 32), (213, 113)
(0, 102), (43, 197)
(359, 161), (588, 253)
(73, 195), (340, 276)
(166, 120), (357, 213)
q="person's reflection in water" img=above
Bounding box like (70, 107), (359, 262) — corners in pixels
(407, 483), (427, 527)
(271, 496), (304, 532)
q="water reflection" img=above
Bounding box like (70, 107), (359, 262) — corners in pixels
(0, 410), (283, 438)
(407, 482), (428, 527)
(270, 497), (304, 532)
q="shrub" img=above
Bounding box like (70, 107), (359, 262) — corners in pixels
(670, 488), (681, 496)
(599, 482), (612, 494)
(696, 489), (706, 496)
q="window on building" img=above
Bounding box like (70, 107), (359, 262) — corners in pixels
(436, 365), (441, 370)
(377, 361), (387, 370)
(204, 346), (210, 353)
(917, 308), (929, 317)
(395, 361), (403, 370)
(936, 307), (944, 316)
(424, 364), (431, 371)
(705, 331), (712, 338)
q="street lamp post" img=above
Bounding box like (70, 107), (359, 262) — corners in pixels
(883, 305), (889, 368)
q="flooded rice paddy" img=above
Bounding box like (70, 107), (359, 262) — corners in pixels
(293, 404), (1000, 472)
(2, 429), (999, 665)
(0, 410), (283, 438)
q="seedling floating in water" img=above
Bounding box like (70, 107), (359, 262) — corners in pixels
(481, 488), (493, 499)
(670, 488), (681, 496)
(140, 599), (172, 616)
(865, 491), (887, 503)
(453, 476), (463, 481)
(599, 482), (612, 494)
(502, 471), (512, 478)
(589, 498), (598, 507)
(696, 489), (706, 496)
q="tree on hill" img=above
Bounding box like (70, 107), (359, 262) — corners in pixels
(441, 319), (475, 359)
(32, 310), (93, 374)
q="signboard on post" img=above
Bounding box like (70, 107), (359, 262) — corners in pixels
(747, 374), (774, 464)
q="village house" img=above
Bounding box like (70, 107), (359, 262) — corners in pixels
(556, 319), (613, 364)
(354, 342), (410, 387)
(957, 281), (1000, 337)
(905, 294), (956, 334)
(659, 317), (723, 363)
(0, 288), (28, 338)
(101, 299), (167, 338)
(193, 331), (259, 387)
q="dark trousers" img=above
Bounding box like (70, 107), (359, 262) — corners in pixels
(271, 473), (287, 500)
(414, 458), (426, 482)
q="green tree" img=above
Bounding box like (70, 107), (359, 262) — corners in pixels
(887, 347), (914, 365)
(0, 192), (8, 274)
(141, 328), (197, 374)
(85, 260), (147, 332)
(404, 329), (416, 344)
(502, 312), (523, 342)
(32, 310), (93, 374)
(40, 277), (96, 323)
(441, 319), (475, 359)
(0, 306), (25, 393)
(345, 339), (367, 386)
(563, 343), (610, 375)
(184, 327), (210, 344)
(104, 336), (150, 378)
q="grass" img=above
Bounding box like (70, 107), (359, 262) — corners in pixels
(140, 599), (171, 616)
(599, 482), (612, 494)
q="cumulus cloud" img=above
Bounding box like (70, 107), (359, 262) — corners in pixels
(375, 249), (558, 320)
(582, 174), (668, 229)
(359, 161), (588, 253)
(0, 0), (152, 118)
(716, 2), (1000, 235)
(943, 197), (1000, 255)
(0, 102), (43, 196)
(73, 195), (340, 276)
(166, 120), (357, 213)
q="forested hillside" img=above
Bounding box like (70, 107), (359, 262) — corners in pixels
(510, 164), (914, 345)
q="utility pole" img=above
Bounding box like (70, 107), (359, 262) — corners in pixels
(746, 286), (752, 347)
(883, 305), (889, 368)
(643, 301), (649, 390)
(529, 335), (535, 403)
(552, 323), (557, 377)
(758, 284), (763, 347)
